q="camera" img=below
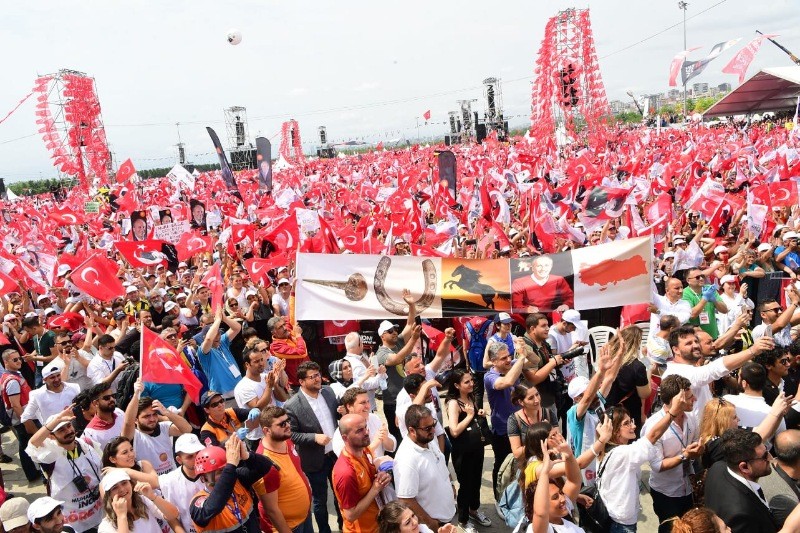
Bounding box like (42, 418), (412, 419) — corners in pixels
(72, 474), (89, 492)
(560, 346), (586, 361)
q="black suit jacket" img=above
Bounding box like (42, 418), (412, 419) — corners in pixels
(704, 461), (779, 533)
(284, 386), (340, 473)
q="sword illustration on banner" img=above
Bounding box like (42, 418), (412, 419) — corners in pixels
(757, 30), (800, 66)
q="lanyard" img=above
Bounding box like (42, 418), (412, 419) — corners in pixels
(225, 493), (243, 524)
(668, 416), (689, 448)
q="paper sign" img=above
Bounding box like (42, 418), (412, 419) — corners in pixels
(153, 221), (189, 244)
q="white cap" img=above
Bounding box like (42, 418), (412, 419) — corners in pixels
(277, 277), (290, 286)
(672, 236), (686, 244)
(3, 313), (16, 322)
(37, 294), (50, 303)
(150, 288), (167, 298)
(378, 320), (399, 335)
(174, 433), (206, 454)
(164, 301), (178, 312)
(663, 252), (676, 260)
(561, 309), (582, 327)
(714, 245), (728, 255)
(100, 469), (131, 492)
(44, 413), (70, 433)
(784, 231), (799, 241)
(757, 242), (772, 252)
(24, 312), (38, 319)
(41, 362), (63, 380)
(277, 266), (288, 272)
(245, 289), (258, 297)
(495, 312), (513, 324)
(126, 285), (139, 294)
(44, 307), (56, 316)
(720, 275), (738, 286)
(178, 262), (188, 268)
(27, 497), (64, 523)
(56, 264), (72, 277)
(1, 497), (30, 530)
(567, 376), (590, 400)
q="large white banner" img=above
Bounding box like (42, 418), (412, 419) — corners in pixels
(295, 237), (652, 320)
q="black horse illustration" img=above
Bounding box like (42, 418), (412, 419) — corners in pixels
(443, 265), (510, 309)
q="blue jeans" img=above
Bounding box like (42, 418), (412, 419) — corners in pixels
(610, 521), (637, 533)
(305, 453), (340, 533)
(292, 512), (314, 533)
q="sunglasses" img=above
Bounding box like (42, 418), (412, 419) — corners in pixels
(414, 422), (437, 432)
(747, 450), (770, 463)
(229, 303), (239, 308)
(57, 341), (75, 347)
(207, 399), (225, 408)
(99, 394), (115, 401)
(687, 274), (705, 280)
(764, 307), (782, 313)
(273, 419), (290, 428)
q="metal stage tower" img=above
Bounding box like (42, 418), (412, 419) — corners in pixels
(482, 77), (508, 141)
(457, 99), (477, 143)
(224, 106), (255, 170)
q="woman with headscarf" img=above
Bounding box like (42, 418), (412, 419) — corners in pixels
(328, 359), (376, 399)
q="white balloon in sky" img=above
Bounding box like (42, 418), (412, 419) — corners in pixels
(227, 29), (242, 45)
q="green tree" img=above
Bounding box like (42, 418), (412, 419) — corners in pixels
(614, 111), (643, 124)
(694, 96), (717, 114)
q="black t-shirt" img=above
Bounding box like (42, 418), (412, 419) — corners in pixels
(605, 359), (649, 428)
(523, 335), (557, 408)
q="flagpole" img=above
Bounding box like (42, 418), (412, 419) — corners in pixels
(679, 1), (689, 118)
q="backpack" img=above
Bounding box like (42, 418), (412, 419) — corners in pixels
(498, 476), (526, 529)
(115, 362), (140, 407)
(466, 319), (492, 371)
(0, 372), (30, 427)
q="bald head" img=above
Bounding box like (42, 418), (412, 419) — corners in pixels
(775, 430), (800, 466)
(339, 414), (363, 436)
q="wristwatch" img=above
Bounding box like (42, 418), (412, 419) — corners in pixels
(679, 453), (687, 462)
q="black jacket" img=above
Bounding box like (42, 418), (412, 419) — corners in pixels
(704, 461), (779, 533)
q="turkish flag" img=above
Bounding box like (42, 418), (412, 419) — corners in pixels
(767, 181), (798, 208)
(262, 216), (301, 255)
(116, 188), (139, 214)
(200, 262), (224, 312)
(70, 253), (125, 301)
(140, 327), (202, 404)
(315, 216), (340, 254)
(175, 231), (212, 261)
(47, 205), (84, 226)
(0, 270), (19, 298)
(114, 240), (168, 268)
(244, 255), (288, 284)
(229, 223), (254, 246)
(116, 159), (137, 184)
(423, 110), (431, 121)
(581, 185), (631, 221)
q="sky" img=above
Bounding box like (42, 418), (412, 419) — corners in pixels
(0, 0), (798, 182)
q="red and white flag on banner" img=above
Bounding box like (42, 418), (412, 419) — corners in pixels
(200, 262), (224, 312)
(722, 35), (777, 84)
(423, 110), (431, 121)
(70, 253), (125, 302)
(669, 47), (702, 86)
(114, 240), (168, 268)
(140, 327), (202, 404)
(116, 159), (137, 184)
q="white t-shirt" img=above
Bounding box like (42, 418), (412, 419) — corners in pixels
(21, 382), (80, 425)
(271, 293), (290, 316)
(753, 323), (793, 347)
(640, 410), (699, 498)
(234, 375), (265, 440)
(395, 388), (445, 440)
(332, 412), (396, 457)
(158, 467), (204, 533)
(226, 286), (248, 310)
(87, 352), (127, 392)
(394, 439), (455, 523)
(66, 349), (95, 390)
(724, 393), (786, 437)
(661, 358), (729, 419)
(98, 496), (165, 533)
(134, 421), (177, 475)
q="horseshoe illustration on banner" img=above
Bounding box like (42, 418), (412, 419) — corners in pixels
(304, 273), (368, 301)
(374, 256), (437, 315)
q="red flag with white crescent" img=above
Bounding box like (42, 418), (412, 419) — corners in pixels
(140, 327), (202, 404)
(116, 158), (137, 184)
(244, 254), (288, 284)
(175, 232), (212, 261)
(0, 270), (19, 298)
(200, 262), (224, 312)
(70, 253), (125, 301)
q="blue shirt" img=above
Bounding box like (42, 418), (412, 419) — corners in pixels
(143, 382), (184, 409)
(775, 245), (800, 271)
(197, 334), (241, 395)
(489, 332), (515, 357)
(485, 366), (518, 436)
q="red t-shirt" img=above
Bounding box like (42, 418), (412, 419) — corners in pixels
(255, 439), (312, 532)
(333, 448), (379, 533)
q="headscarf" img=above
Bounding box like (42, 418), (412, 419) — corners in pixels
(328, 359), (353, 386)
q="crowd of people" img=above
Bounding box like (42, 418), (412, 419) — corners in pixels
(2, 118), (800, 533)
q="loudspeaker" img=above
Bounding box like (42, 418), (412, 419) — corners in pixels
(444, 135), (453, 146)
(0, 179), (5, 198)
(316, 147), (336, 159)
(230, 149), (257, 170)
(475, 124), (488, 144)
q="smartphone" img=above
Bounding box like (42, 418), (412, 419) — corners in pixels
(414, 315), (422, 326)
(465, 239), (477, 246)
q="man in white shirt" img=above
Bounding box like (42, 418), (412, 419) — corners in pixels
(332, 387), (395, 457)
(21, 362), (80, 431)
(648, 277), (692, 335)
(158, 433), (206, 533)
(394, 405), (455, 531)
(122, 380), (193, 475)
(752, 290), (800, 347)
(81, 384), (126, 450)
(724, 362), (786, 437)
(641, 375), (703, 533)
(85, 334), (128, 393)
(233, 343), (288, 449)
(547, 309), (588, 381)
(342, 332), (384, 411)
(662, 324), (774, 418)
(395, 375), (446, 452)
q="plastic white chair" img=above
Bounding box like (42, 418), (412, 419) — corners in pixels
(588, 326), (617, 371)
(634, 321), (651, 352)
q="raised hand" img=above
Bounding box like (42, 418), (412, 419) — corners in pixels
(134, 481), (154, 500)
(112, 495), (128, 516)
(226, 434), (242, 466)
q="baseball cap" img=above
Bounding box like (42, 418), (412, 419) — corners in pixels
(495, 312), (513, 324)
(0, 497), (30, 530)
(3, 313), (16, 322)
(245, 289), (258, 297)
(100, 469), (131, 492)
(757, 242), (772, 253)
(378, 320), (399, 335)
(567, 376), (590, 400)
(561, 309), (581, 327)
(164, 301), (178, 312)
(44, 413), (71, 433)
(178, 262), (188, 268)
(41, 362), (63, 380)
(663, 252), (676, 260)
(175, 433), (206, 454)
(277, 277), (290, 286)
(784, 231), (800, 241)
(672, 236), (686, 245)
(27, 497), (64, 524)
(37, 294), (50, 303)
(56, 264), (72, 277)
(720, 274), (738, 286)
(713, 245), (728, 255)
(200, 391), (223, 408)
(126, 285), (139, 294)
(44, 307), (56, 316)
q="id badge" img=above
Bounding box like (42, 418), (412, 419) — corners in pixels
(229, 363), (242, 378)
(699, 312), (710, 325)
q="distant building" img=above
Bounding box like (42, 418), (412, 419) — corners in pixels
(718, 82), (732, 93)
(693, 83), (709, 96)
(667, 89), (681, 100)
(610, 100), (625, 114)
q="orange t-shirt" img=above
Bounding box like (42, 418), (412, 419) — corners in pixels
(333, 448), (379, 533)
(254, 440), (312, 531)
